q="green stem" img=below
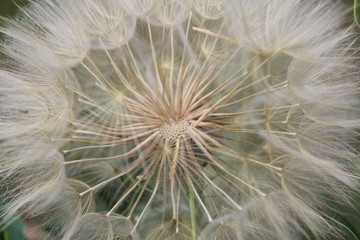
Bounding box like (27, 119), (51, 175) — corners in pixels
(354, 0), (360, 27)
(189, 188), (196, 240)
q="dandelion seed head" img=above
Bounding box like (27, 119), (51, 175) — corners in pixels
(0, 0), (359, 239)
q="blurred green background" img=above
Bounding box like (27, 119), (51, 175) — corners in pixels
(0, 0), (27, 18)
(0, 0), (359, 239)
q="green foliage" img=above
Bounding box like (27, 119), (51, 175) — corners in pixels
(0, 218), (26, 240)
(0, 0), (27, 18)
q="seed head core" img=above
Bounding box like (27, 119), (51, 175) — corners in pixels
(159, 118), (190, 142)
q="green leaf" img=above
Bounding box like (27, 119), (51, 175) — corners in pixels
(4, 217), (27, 240)
(0, 198), (27, 240)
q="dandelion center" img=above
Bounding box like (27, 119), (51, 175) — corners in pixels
(159, 118), (190, 142)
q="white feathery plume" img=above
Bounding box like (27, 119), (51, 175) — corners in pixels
(120, 0), (156, 16)
(0, 0), (89, 68)
(193, 0), (225, 20)
(77, 0), (137, 50)
(225, 0), (353, 58)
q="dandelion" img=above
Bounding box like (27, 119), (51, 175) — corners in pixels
(0, 0), (359, 239)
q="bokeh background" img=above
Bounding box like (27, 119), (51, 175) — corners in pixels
(0, 0), (27, 17)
